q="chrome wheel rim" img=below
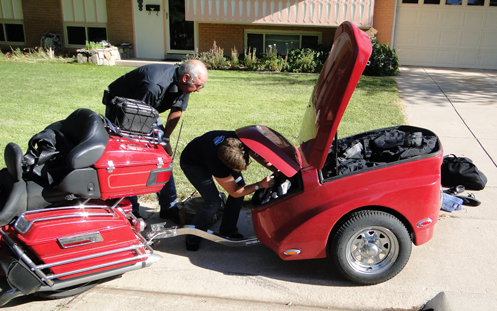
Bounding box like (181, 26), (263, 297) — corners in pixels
(345, 226), (399, 275)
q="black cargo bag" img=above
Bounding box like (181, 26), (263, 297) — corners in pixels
(441, 154), (487, 190)
(104, 96), (159, 134)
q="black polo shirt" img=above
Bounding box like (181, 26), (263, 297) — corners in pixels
(181, 131), (241, 179)
(108, 64), (189, 113)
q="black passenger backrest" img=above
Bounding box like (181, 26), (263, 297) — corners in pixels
(55, 109), (109, 170)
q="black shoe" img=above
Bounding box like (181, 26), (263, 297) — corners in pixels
(132, 211), (142, 218)
(444, 185), (465, 195)
(455, 193), (481, 206)
(160, 206), (181, 224)
(186, 235), (201, 251)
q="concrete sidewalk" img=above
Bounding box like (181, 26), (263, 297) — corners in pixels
(4, 67), (497, 311)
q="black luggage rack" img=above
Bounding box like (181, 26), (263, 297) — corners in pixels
(102, 97), (167, 146)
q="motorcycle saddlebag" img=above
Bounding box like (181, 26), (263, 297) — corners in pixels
(105, 97), (159, 134)
(14, 205), (148, 280)
(93, 136), (172, 199)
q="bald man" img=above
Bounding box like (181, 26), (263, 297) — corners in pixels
(104, 60), (208, 221)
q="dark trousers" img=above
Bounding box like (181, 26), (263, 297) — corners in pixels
(180, 160), (244, 235)
(129, 172), (177, 213)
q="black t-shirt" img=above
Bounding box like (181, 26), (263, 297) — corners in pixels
(181, 131), (239, 179)
(107, 64), (189, 113)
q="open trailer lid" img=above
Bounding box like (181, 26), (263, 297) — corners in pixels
(298, 22), (372, 170)
(236, 125), (301, 177)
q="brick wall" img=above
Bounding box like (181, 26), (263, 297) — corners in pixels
(198, 23), (336, 55)
(107, 0), (134, 45)
(372, 0), (396, 46)
(20, 0), (64, 49)
(1, 0), (134, 54)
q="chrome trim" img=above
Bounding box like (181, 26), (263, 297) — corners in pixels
(417, 218), (433, 228)
(58, 232), (104, 249)
(107, 160), (115, 173)
(35, 244), (146, 270)
(37, 253), (162, 292)
(283, 249), (302, 256)
(43, 253), (150, 281)
(14, 205), (116, 234)
(32, 229), (153, 281)
(147, 224), (261, 247)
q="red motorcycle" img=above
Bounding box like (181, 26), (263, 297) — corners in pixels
(0, 104), (174, 306)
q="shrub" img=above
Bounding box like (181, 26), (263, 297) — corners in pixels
(243, 47), (259, 71)
(260, 44), (286, 72)
(363, 38), (400, 76)
(230, 47), (239, 68)
(85, 40), (107, 50)
(285, 47), (329, 73)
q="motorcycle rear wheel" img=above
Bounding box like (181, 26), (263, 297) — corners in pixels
(35, 275), (122, 299)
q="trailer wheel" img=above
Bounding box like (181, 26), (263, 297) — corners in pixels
(329, 210), (412, 285)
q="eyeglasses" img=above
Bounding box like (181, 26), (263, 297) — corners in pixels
(184, 81), (205, 90)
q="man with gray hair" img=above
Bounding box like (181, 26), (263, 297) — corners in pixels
(104, 60), (208, 221)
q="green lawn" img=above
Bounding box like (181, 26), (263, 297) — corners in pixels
(0, 60), (404, 201)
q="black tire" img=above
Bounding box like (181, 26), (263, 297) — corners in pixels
(35, 275), (122, 299)
(35, 282), (97, 299)
(329, 210), (412, 285)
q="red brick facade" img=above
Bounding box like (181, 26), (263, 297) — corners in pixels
(372, 0), (396, 46)
(198, 24), (337, 54)
(107, 0), (134, 45)
(21, 0), (63, 49)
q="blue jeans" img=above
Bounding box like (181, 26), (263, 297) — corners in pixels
(129, 172), (177, 213)
(180, 160), (244, 235)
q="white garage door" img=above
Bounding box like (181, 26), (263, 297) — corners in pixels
(394, 0), (497, 69)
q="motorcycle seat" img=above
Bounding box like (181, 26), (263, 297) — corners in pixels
(47, 108), (109, 170)
(0, 143), (27, 226)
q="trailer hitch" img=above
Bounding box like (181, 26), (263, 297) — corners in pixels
(146, 223), (260, 247)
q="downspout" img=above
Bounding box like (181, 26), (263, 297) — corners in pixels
(390, 0), (399, 48)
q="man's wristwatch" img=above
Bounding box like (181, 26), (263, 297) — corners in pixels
(254, 182), (260, 190)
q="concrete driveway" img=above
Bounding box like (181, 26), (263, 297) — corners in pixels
(4, 67), (497, 311)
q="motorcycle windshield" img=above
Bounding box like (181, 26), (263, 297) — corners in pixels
(236, 125), (301, 177)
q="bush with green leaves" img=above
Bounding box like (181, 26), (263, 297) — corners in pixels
(260, 45), (287, 72)
(242, 47), (259, 71)
(188, 42), (330, 73)
(85, 40), (107, 50)
(363, 38), (400, 76)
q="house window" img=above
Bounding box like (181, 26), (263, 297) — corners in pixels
(245, 30), (321, 55)
(423, 0), (440, 4)
(402, 0), (418, 3)
(0, 22), (25, 43)
(1, 0), (25, 44)
(67, 26), (107, 45)
(491, 0), (497, 5)
(467, 0), (484, 5)
(445, 0), (462, 5)
(62, 0), (107, 47)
